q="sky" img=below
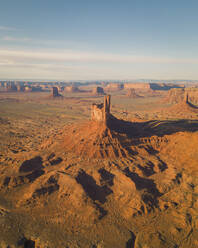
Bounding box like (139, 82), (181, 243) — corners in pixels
(0, 0), (198, 81)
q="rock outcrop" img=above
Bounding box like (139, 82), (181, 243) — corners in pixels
(92, 86), (105, 95)
(164, 88), (185, 103)
(51, 87), (62, 98)
(167, 92), (198, 114)
(124, 83), (151, 90)
(165, 88), (198, 105)
(105, 83), (124, 91)
(60, 95), (137, 158)
(17, 85), (25, 92)
(91, 95), (111, 125)
(5, 82), (17, 92)
(64, 86), (80, 93)
(125, 83), (184, 91)
(126, 88), (142, 98)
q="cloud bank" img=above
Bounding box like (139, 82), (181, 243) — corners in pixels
(0, 48), (198, 80)
(0, 48), (198, 64)
(0, 26), (18, 31)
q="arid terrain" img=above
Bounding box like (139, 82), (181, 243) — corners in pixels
(0, 86), (198, 248)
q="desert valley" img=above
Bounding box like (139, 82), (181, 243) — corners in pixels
(0, 81), (198, 248)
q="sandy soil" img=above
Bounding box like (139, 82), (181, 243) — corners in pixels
(0, 90), (198, 248)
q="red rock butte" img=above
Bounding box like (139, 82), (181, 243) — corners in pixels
(59, 95), (134, 159)
(168, 91), (198, 114)
(51, 86), (62, 98)
(91, 95), (111, 126)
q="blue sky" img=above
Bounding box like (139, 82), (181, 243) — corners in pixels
(0, 0), (198, 80)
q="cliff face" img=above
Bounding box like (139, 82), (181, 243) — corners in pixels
(51, 87), (62, 98)
(106, 83), (124, 90)
(124, 83), (184, 91)
(186, 88), (198, 104)
(165, 88), (185, 103)
(91, 103), (104, 121)
(124, 83), (151, 90)
(91, 95), (111, 125)
(52, 87), (59, 97)
(165, 88), (198, 104)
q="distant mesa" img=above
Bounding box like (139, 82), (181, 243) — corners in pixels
(3, 81), (42, 92)
(126, 88), (142, 98)
(124, 83), (151, 91)
(24, 86), (42, 92)
(104, 82), (184, 94)
(165, 87), (198, 105)
(186, 88), (198, 104)
(124, 82), (184, 91)
(17, 85), (25, 92)
(164, 88), (185, 104)
(64, 86), (81, 93)
(92, 86), (105, 96)
(51, 86), (63, 98)
(5, 82), (17, 92)
(105, 83), (124, 91)
(167, 91), (198, 114)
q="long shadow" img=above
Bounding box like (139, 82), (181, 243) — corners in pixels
(76, 170), (113, 219)
(76, 170), (112, 204)
(26, 169), (45, 182)
(109, 115), (198, 139)
(18, 156), (45, 183)
(124, 168), (160, 195)
(156, 156), (168, 172)
(3, 177), (11, 186)
(124, 167), (161, 208)
(136, 158), (168, 176)
(98, 168), (115, 186)
(32, 175), (59, 198)
(137, 161), (155, 177)
(126, 231), (136, 248)
(18, 237), (35, 248)
(33, 184), (59, 197)
(19, 156), (43, 173)
(139, 119), (198, 138)
(49, 157), (63, 166)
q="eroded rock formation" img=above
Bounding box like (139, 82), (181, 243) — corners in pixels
(165, 88), (198, 105)
(92, 86), (105, 95)
(105, 83), (124, 91)
(126, 88), (142, 98)
(51, 87), (62, 98)
(164, 88), (185, 103)
(91, 95), (111, 125)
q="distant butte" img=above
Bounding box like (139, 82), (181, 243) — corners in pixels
(51, 86), (63, 98)
(168, 91), (198, 113)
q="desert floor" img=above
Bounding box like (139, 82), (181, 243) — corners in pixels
(0, 90), (198, 248)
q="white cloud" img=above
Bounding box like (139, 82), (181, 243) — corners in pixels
(0, 48), (198, 64)
(0, 35), (79, 47)
(0, 48), (198, 80)
(0, 26), (18, 31)
(2, 36), (31, 42)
